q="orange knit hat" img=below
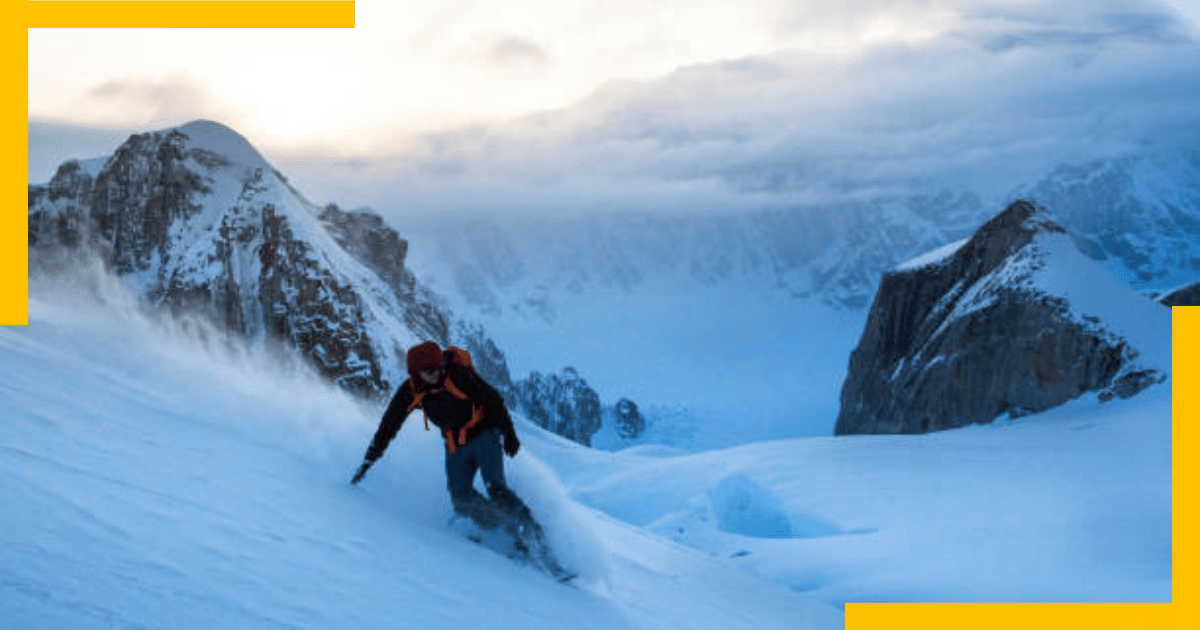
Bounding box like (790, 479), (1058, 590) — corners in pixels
(406, 341), (445, 376)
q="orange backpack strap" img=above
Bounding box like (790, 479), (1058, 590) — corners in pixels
(443, 404), (486, 454)
(441, 377), (469, 401)
(407, 375), (486, 452)
(405, 380), (433, 431)
(439, 374), (486, 454)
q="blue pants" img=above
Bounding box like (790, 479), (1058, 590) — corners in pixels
(445, 428), (533, 531)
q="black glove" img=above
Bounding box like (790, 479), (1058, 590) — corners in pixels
(502, 432), (520, 457)
(350, 460), (373, 485)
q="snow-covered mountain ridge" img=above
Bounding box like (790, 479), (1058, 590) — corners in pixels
(400, 149), (1199, 320)
(27, 120), (616, 446)
(1014, 150), (1200, 289)
(26, 121), (1195, 450)
(30, 120), (439, 396)
(399, 191), (983, 315)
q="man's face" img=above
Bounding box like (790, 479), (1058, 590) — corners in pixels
(419, 366), (445, 385)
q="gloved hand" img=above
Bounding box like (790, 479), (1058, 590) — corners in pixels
(502, 432), (521, 457)
(350, 460), (373, 485)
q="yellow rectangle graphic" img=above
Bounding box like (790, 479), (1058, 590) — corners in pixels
(25, 1), (355, 28)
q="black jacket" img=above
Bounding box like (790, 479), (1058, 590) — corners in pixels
(364, 363), (516, 462)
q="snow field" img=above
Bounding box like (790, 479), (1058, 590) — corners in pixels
(4, 242), (1171, 630)
(2, 271), (843, 629)
(528, 388), (1171, 605)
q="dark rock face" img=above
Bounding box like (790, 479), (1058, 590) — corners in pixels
(1159, 281), (1200, 306)
(511, 368), (603, 446)
(613, 398), (646, 441)
(91, 130), (211, 275)
(453, 322), (515, 396)
(29, 161), (97, 251)
(253, 203), (389, 396)
(317, 203), (449, 345)
(835, 200), (1166, 436)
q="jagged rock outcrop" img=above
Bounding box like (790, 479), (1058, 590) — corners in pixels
(511, 368), (603, 446)
(28, 119), (634, 447)
(29, 160), (103, 251)
(835, 200), (1169, 436)
(316, 203), (450, 346)
(613, 398), (646, 440)
(1158, 281), (1200, 307)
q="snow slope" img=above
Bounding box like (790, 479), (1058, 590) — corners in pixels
(2, 268), (842, 630)
(2, 250), (1170, 630)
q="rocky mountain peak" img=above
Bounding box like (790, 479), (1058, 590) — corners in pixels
(835, 199), (1168, 436)
(901, 199), (1064, 279)
(32, 123), (437, 396)
(510, 367), (603, 446)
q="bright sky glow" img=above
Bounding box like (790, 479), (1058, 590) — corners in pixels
(27, 0), (1200, 200)
(27, 0), (1040, 155)
(29, 0), (811, 154)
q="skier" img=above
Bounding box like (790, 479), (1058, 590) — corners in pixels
(350, 341), (541, 543)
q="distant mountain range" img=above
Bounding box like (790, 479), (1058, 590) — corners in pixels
(399, 149), (1200, 321)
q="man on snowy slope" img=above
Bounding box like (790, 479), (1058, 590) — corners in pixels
(351, 341), (537, 536)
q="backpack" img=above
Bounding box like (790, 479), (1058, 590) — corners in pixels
(406, 346), (485, 454)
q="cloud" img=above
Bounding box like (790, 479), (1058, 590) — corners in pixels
(33, 1), (1200, 224)
(324, 1), (1193, 216)
(81, 73), (235, 129)
(949, 0), (1194, 51)
(482, 35), (553, 70)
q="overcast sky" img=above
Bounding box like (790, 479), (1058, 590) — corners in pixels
(28, 0), (1200, 218)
